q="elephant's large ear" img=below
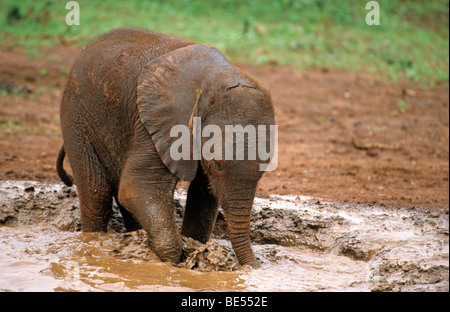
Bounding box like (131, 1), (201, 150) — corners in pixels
(137, 44), (252, 181)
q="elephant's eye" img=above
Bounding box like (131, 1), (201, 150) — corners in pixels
(212, 160), (223, 172)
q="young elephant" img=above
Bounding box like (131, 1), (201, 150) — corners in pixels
(57, 27), (275, 266)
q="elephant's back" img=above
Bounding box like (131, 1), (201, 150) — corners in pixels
(80, 27), (194, 70)
(68, 27), (194, 107)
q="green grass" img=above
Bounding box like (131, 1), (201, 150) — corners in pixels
(0, 115), (61, 138)
(0, 0), (448, 85)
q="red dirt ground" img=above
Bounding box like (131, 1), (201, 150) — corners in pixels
(0, 44), (448, 209)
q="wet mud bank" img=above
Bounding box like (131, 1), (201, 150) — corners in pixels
(1, 181), (448, 291)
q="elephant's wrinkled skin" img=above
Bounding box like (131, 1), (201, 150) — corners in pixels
(57, 27), (275, 266)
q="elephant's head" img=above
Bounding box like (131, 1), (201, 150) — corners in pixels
(137, 44), (275, 266)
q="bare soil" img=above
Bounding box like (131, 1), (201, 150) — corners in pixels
(0, 44), (449, 209)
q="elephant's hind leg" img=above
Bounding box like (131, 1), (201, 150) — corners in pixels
(78, 183), (112, 232)
(68, 142), (113, 232)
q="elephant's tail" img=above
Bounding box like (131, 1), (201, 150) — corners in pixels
(56, 145), (74, 187)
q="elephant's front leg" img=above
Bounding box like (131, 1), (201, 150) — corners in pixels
(118, 173), (181, 263)
(181, 167), (219, 243)
(117, 138), (182, 263)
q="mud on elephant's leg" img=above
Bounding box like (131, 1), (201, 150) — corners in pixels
(181, 167), (219, 243)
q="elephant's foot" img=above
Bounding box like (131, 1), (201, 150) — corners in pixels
(148, 228), (183, 263)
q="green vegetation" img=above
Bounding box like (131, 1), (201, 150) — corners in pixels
(0, 116), (61, 138)
(0, 117), (28, 133)
(0, 0), (448, 84)
(396, 100), (408, 112)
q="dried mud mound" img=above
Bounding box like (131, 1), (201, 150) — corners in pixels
(1, 181), (448, 291)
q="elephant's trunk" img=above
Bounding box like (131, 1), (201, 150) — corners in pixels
(222, 198), (258, 267)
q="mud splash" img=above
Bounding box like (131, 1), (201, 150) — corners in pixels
(0, 181), (448, 292)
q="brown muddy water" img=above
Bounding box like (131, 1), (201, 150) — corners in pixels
(0, 181), (448, 292)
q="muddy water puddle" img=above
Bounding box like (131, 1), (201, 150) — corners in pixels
(1, 181), (448, 292)
(0, 226), (244, 291)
